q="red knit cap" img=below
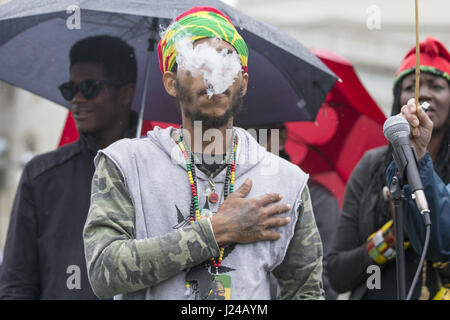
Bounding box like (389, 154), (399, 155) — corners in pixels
(394, 36), (450, 86)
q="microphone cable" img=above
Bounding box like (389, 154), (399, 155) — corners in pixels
(406, 210), (432, 300)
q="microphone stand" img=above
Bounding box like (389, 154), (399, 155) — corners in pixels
(389, 174), (406, 300)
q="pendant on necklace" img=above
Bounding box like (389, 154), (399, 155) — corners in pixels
(207, 176), (219, 204)
(208, 193), (219, 204)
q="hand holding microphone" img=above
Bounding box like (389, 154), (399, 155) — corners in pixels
(383, 100), (431, 215)
(400, 98), (434, 160)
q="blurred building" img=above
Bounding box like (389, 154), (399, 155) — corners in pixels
(235, 0), (450, 113)
(1, 0), (449, 250)
(0, 82), (67, 249)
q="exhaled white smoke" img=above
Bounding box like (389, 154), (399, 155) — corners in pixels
(175, 37), (242, 98)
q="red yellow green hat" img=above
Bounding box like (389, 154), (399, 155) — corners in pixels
(157, 6), (248, 75)
(394, 36), (450, 87)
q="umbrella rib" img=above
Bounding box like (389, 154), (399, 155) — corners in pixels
(306, 144), (335, 169)
(81, 20), (135, 29)
(307, 144), (339, 174)
(119, 17), (160, 41)
(110, 14), (140, 25)
(82, 13), (152, 31)
(85, 10), (140, 26)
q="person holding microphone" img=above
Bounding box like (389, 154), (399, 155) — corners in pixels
(327, 36), (449, 300)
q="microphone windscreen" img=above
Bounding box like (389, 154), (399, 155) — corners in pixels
(383, 115), (410, 143)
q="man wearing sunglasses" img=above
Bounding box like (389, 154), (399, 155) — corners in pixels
(0, 35), (138, 299)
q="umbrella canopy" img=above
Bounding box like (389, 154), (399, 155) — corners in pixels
(284, 49), (388, 208)
(0, 0), (337, 127)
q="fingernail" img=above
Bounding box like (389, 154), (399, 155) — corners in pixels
(286, 217), (291, 223)
(412, 119), (419, 127)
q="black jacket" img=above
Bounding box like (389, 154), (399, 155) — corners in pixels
(0, 116), (137, 299)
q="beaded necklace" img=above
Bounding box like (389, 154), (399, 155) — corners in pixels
(176, 130), (237, 295)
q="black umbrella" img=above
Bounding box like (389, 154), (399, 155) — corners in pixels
(0, 0), (337, 134)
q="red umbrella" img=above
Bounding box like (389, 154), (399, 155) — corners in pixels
(284, 48), (387, 208)
(57, 112), (178, 148)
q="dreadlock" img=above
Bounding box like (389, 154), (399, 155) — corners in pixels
(364, 74), (450, 230)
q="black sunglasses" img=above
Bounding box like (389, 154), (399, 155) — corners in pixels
(58, 80), (124, 101)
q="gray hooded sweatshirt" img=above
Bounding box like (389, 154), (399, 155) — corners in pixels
(94, 126), (313, 299)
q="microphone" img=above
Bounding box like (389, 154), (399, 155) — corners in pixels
(383, 115), (429, 215)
